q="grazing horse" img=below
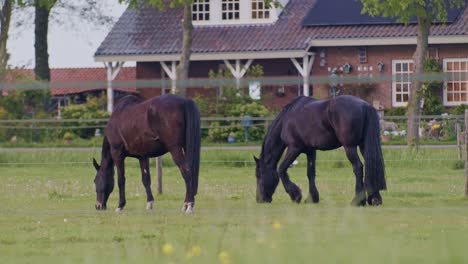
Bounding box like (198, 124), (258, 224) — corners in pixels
(254, 95), (386, 206)
(93, 94), (201, 213)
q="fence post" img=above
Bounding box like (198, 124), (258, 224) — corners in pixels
(156, 156), (163, 194)
(465, 110), (468, 196)
(457, 122), (462, 160)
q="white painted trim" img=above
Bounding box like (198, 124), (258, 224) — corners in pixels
(104, 61), (125, 113)
(94, 50), (307, 63)
(309, 35), (468, 47)
(239, 59), (253, 77)
(291, 58), (304, 76)
(224, 59), (254, 88)
(443, 58), (468, 106)
(160, 61), (177, 80)
(160, 61), (177, 93)
(391, 59), (413, 108)
(192, 0), (279, 26)
(290, 53), (315, 96)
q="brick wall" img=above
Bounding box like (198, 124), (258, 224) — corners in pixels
(136, 44), (468, 110)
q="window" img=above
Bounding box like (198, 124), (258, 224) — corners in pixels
(358, 47), (367, 63)
(222, 0), (240, 20)
(251, 0), (270, 20)
(444, 58), (468, 105)
(192, 0), (210, 21)
(392, 60), (413, 107)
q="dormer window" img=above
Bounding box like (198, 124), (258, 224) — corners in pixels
(191, 0), (285, 25)
(192, 0), (210, 21)
(252, 0), (270, 20)
(222, 0), (240, 20)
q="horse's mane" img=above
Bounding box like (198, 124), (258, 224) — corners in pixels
(113, 95), (144, 113)
(260, 96), (311, 158)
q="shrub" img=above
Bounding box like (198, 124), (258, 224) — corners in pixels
(449, 104), (468, 115)
(202, 64), (272, 142)
(61, 95), (109, 139)
(385, 107), (406, 116)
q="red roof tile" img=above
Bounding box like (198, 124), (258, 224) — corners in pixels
(5, 67), (137, 96)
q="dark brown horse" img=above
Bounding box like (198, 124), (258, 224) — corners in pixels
(255, 95), (386, 206)
(93, 94), (201, 213)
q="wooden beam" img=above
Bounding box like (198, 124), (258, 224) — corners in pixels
(104, 61), (125, 112)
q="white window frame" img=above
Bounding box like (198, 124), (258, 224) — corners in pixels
(443, 58), (468, 106)
(222, 0), (240, 21)
(192, 0), (281, 26)
(251, 0), (270, 20)
(192, 0), (210, 22)
(392, 59), (413, 107)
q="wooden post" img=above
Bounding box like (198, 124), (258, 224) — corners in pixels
(457, 123), (462, 160)
(156, 156), (163, 195)
(465, 110), (468, 196)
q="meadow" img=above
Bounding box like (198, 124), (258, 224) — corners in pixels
(1, 147), (468, 263)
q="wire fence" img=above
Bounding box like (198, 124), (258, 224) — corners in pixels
(0, 72), (464, 90)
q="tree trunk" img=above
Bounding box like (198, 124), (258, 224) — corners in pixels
(407, 9), (431, 147)
(175, 3), (193, 97)
(34, 0), (51, 81)
(0, 0), (13, 79)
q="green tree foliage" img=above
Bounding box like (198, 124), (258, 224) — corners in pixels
(14, 0), (113, 80)
(421, 58), (444, 115)
(360, 0), (465, 146)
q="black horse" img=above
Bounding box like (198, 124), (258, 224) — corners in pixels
(254, 95), (386, 206)
(93, 94), (201, 213)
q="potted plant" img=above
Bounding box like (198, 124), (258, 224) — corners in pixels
(382, 130), (392, 142)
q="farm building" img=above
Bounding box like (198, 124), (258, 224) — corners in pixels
(94, 0), (468, 110)
(4, 67), (136, 107)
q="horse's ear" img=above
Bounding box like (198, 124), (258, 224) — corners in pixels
(93, 158), (100, 171)
(253, 156), (259, 164)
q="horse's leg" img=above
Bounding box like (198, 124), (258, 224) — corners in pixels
(358, 146), (382, 206)
(139, 158), (154, 210)
(344, 146), (365, 206)
(169, 147), (194, 213)
(114, 157), (126, 212)
(278, 146), (303, 203)
(305, 150), (319, 203)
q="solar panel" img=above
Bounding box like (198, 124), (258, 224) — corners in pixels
(302, 0), (463, 26)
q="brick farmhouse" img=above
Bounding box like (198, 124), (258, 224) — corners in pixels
(94, 0), (468, 110)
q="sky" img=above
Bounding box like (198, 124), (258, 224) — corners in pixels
(7, 0), (130, 69)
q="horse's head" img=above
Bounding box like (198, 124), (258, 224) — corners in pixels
(254, 156), (279, 203)
(93, 158), (115, 210)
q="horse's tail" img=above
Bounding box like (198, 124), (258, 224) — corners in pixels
(184, 99), (201, 196)
(363, 106), (386, 194)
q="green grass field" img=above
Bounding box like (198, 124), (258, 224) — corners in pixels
(1, 148), (468, 263)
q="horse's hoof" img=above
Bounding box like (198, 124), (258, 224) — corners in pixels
(182, 202), (194, 214)
(351, 197), (366, 207)
(288, 185), (302, 203)
(146, 201), (154, 210)
(367, 193), (383, 206)
(95, 203), (107, 211)
(185, 206), (193, 214)
(305, 195), (319, 204)
(115, 207), (123, 213)
(292, 193), (302, 203)
(369, 197), (382, 206)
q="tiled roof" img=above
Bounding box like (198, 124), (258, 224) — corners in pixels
(95, 0), (468, 58)
(5, 67), (137, 96)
